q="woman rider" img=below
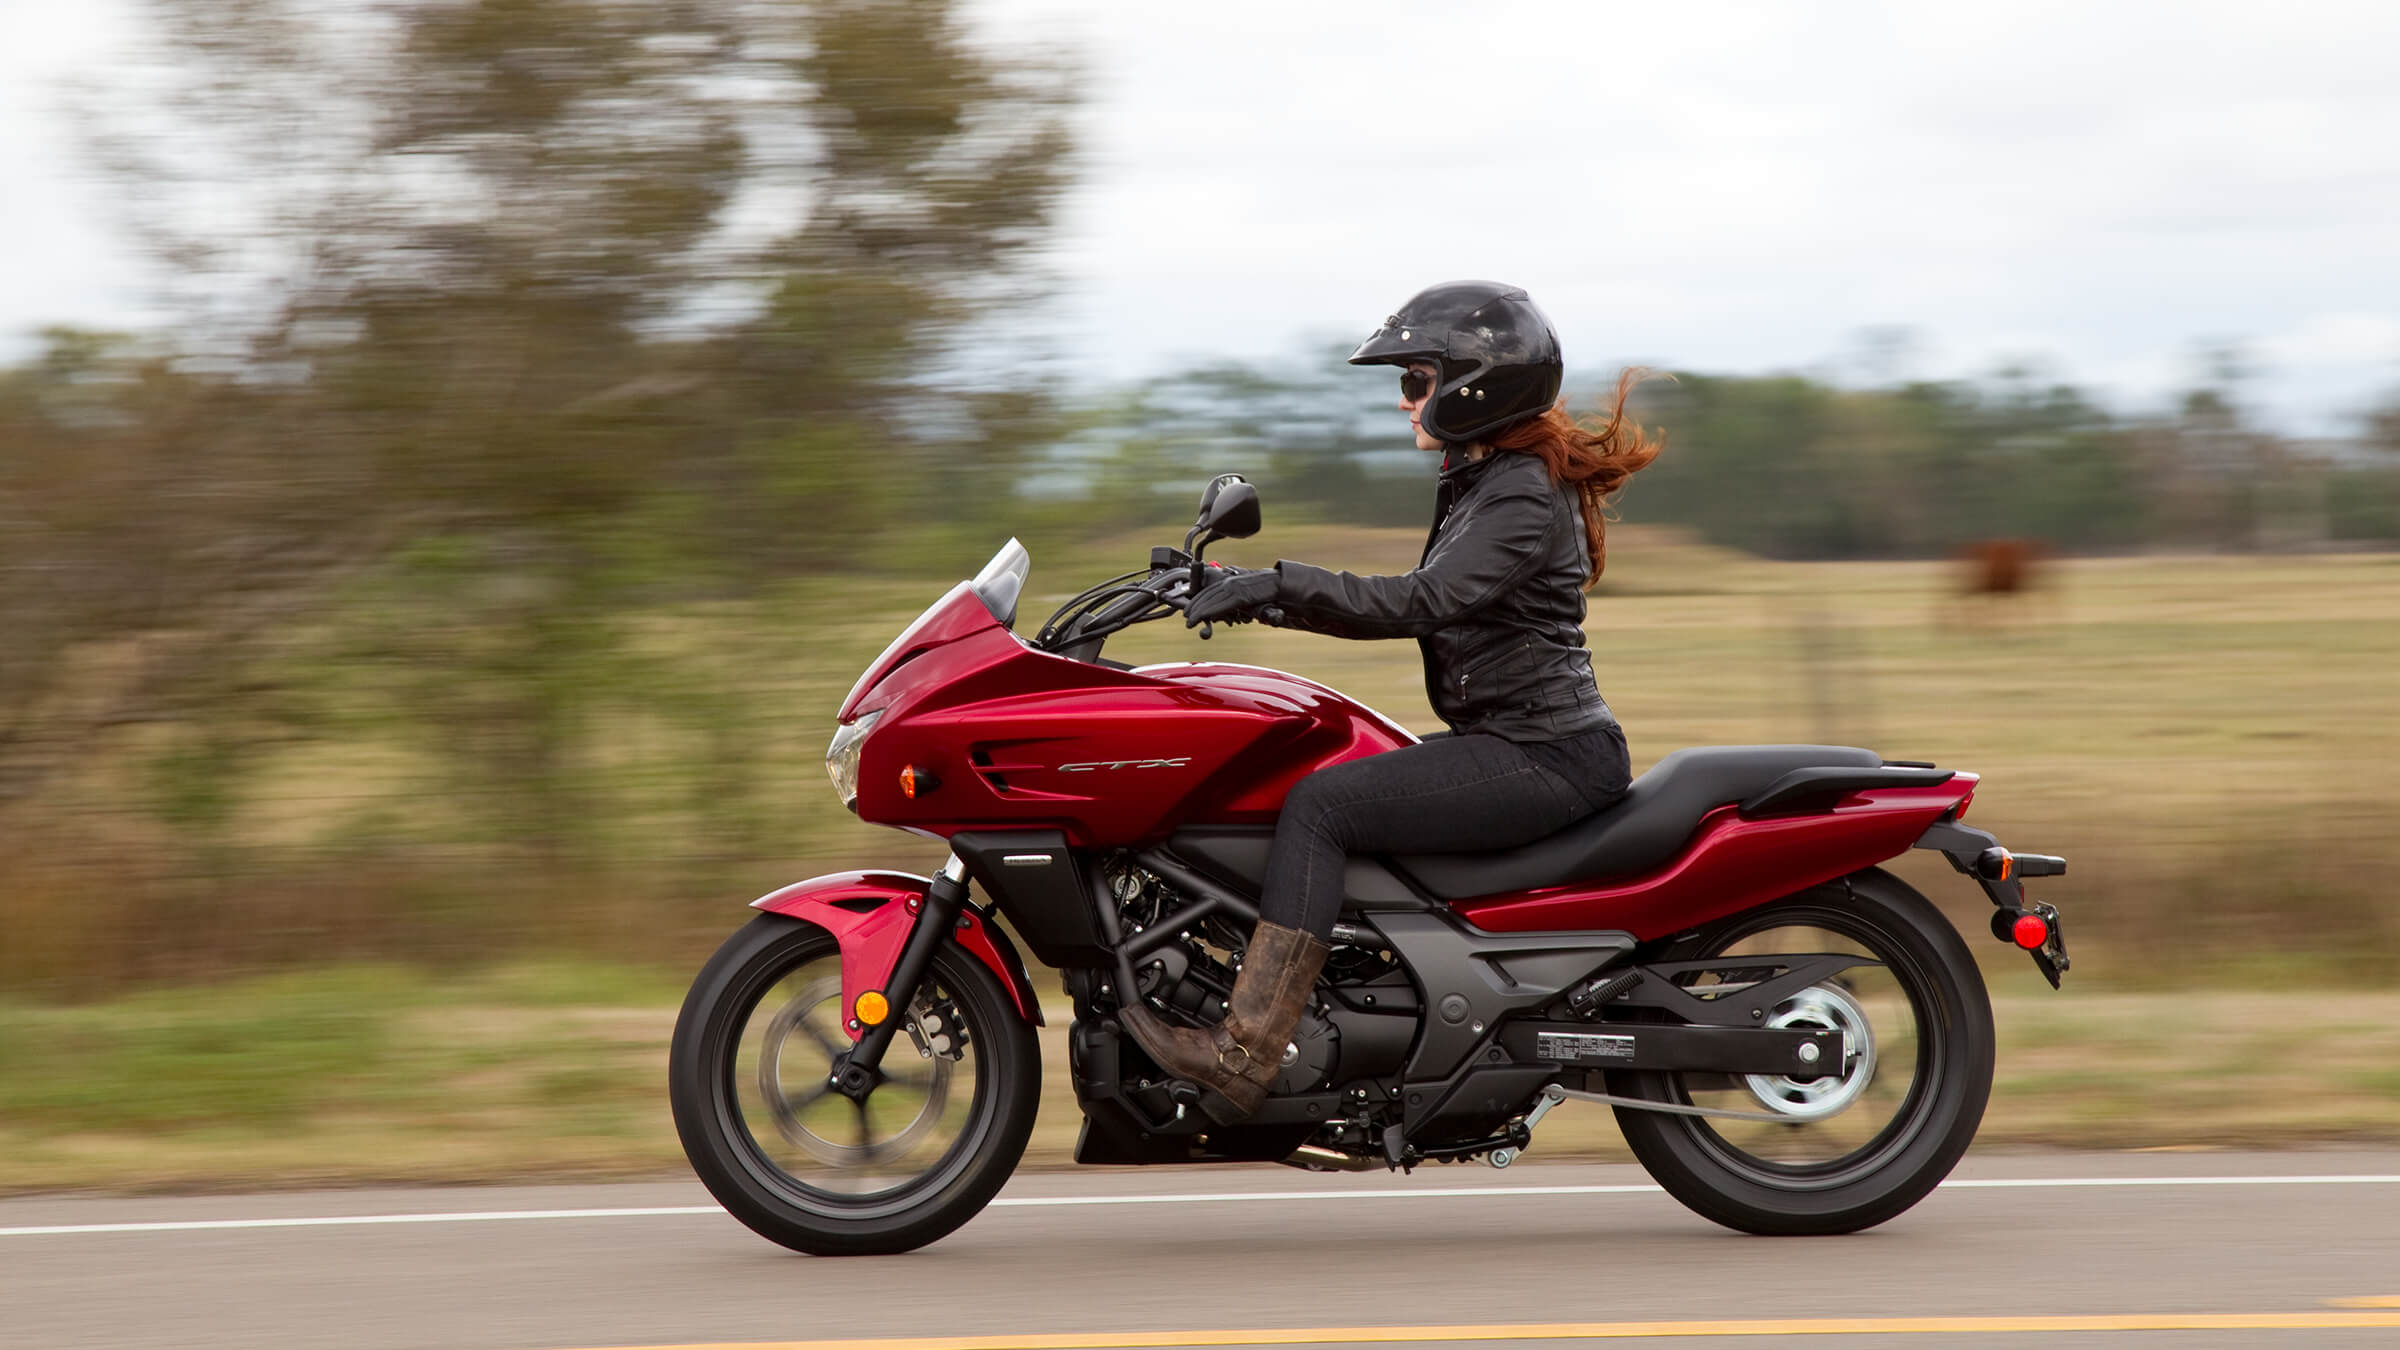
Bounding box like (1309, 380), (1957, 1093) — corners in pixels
(1120, 279), (1665, 1120)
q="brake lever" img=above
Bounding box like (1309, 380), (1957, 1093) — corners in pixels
(1157, 578), (1212, 640)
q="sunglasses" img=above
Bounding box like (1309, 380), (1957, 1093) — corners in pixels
(1399, 368), (1435, 401)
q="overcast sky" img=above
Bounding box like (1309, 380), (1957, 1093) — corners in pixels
(7, 0), (2399, 433)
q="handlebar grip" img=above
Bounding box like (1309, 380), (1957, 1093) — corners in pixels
(1257, 604), (1287, 627)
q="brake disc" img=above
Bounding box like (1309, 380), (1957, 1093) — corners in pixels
(758, 977), (953, 1166)
(1742, 982), (1877, 1121)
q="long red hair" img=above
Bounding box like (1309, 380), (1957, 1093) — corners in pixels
(1488, 368), (1665, 587)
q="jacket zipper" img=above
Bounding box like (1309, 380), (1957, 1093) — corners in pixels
(1455, 640), (1531, 698)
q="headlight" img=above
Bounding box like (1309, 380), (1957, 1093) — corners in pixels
(825, 710), (882, 810)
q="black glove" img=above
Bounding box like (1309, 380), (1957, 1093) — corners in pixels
(1184, 566), (1280, 628)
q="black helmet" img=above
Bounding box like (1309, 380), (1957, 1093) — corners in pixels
(1348, 280), (1563, 443)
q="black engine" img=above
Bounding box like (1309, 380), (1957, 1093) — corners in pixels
(1061, 860), (1419, 1163)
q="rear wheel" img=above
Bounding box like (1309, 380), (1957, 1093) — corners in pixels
(669, 914), (1039, 1255)
(1609, 869), (1993, 1235)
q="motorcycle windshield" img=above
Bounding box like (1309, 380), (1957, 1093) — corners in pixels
(971, 538), (1030, 629)
(835, 543), (1025, 722)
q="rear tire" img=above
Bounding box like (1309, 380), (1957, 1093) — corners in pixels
(1609, 869), (1993, 1235)
(669, 914), (1040, 1255)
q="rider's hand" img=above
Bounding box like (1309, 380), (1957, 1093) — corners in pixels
(1185, 567), (1280, 628)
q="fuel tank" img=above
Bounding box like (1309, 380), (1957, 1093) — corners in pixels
(848, 595), (1412, 847)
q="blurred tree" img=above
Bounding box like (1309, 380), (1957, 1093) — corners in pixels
(12, 0), (1078, 855)
(0, 328), (339, 808)
(1142, 348), (1425, 525)
(2364, 385), (2400, 457)
(1080, 353), (2177, 560)
(2339, 387), (2400, 544)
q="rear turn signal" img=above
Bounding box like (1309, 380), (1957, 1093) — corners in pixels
(2012, 913), (2051, 950)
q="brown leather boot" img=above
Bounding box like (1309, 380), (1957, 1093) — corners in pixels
(1116, 920), (1332, 1120)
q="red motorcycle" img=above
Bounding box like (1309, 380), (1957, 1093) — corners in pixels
(669, 476), (2070, 1255)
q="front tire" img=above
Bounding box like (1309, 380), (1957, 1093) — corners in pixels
(669, 914), (1040, 1255)
(1609, 869), (1993, 1235)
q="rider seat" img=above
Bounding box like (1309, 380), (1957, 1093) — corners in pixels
(1388, 744), (1887, 901)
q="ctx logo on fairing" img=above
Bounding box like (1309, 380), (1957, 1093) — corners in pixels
(1055, 757), (1192, 772)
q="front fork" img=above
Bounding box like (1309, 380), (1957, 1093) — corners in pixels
(830, 856), (972, 1100)
(1916, 818), (2070, 987)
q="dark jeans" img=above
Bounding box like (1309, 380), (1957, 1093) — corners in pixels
(1259, 725), (1633, 939)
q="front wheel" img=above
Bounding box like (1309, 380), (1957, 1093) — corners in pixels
(669, 914), (1040, 1255)
(1608, 868), (1994, 1235)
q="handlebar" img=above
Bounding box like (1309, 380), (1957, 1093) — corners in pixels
(1033, 552), (1284, 655)
(1163, 587), (1287, 639)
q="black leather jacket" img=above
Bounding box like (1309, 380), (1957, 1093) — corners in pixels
(1273, 450), (1618, 742)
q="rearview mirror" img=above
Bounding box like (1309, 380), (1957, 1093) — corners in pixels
(1193, 473), (1261, 542)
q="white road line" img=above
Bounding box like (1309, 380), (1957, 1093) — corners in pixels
(0, 1206), (724, 1237)
(4, 1174), (2397, 1238)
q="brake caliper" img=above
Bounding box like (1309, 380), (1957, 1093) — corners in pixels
(908, 996), (972, 1062)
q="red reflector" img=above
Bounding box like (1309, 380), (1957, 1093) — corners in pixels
(1954, 793), (1973, 821)
(2012, 914), (2049, 949)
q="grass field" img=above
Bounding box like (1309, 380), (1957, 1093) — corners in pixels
(3, 532), (2397, 1189)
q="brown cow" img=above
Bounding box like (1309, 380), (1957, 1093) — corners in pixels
(1945, 538), (2052, 630)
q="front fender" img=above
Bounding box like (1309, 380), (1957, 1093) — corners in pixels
(750, 870), (1044, 1036)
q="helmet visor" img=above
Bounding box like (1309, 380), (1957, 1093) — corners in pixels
(1348, 319), (1445, 367)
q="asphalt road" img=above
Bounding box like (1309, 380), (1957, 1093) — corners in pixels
(6, 1151), (2400, 1350)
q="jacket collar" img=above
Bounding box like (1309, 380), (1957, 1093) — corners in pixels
(1438, 445), (1503, 483)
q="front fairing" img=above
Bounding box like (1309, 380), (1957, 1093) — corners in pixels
(850, 642), (1414, 846)
(828, 543), (1416, 846)
(836, 583), (1004, 723)
(836, 540), (1030, 723)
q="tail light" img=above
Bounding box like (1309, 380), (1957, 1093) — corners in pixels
(2011, 913), (2050, 949)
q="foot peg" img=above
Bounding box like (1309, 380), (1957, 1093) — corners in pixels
(1163, 1080), (1201, 1123)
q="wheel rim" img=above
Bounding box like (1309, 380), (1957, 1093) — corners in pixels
(755, 975), (956, 1168)
(720, 943), (992, 1216)
(1659, 904), (1941, 1185)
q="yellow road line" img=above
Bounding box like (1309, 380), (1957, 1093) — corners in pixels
(545, 1310), (2400, 1349)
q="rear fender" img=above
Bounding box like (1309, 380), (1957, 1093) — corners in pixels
(750, 870), (1044, 1036)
